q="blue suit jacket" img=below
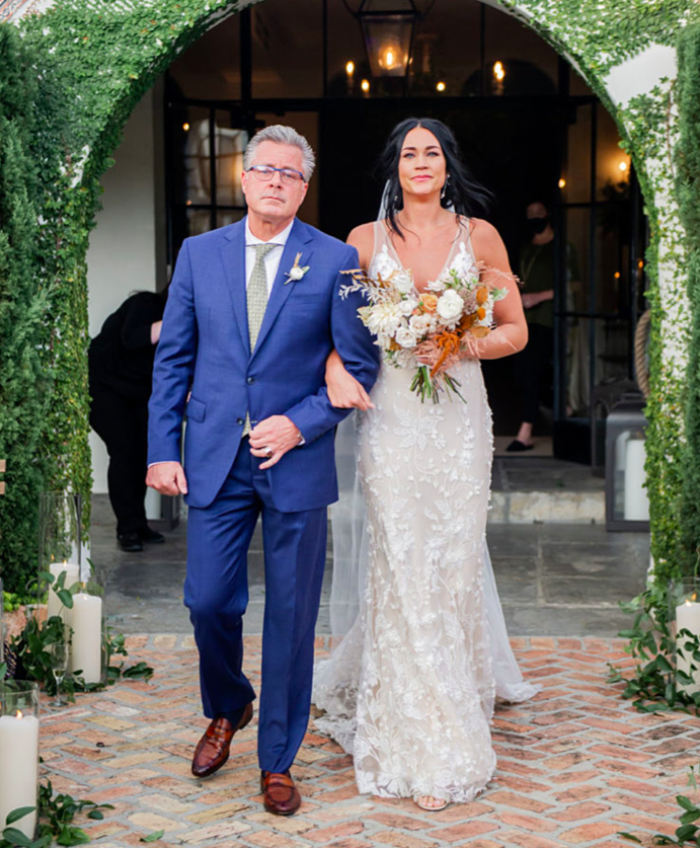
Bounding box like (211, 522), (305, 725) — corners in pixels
(147, 217), (380, 512)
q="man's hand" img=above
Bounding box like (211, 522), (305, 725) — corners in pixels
(249, 416), (302, 470)
(146, 461), (188, 495)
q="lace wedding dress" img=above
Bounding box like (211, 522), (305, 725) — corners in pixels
(313, 219), (539, 803)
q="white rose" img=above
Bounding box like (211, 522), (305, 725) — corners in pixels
(399, 297), (418, 316)
(409, 314), (434, 336)
(395, 326), (418, 349)
(436, 289), (464, 323)
(392, 270), (414, 295)
(288, 266), (305, 281)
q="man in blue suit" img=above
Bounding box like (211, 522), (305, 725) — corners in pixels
(147, 126), (379, 815)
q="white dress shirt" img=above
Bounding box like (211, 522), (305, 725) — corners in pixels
(245, 218), (294, 294)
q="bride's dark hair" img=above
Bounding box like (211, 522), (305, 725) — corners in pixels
(379, 117), (492, 239)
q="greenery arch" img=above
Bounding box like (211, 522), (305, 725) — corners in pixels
(0, 0), (699, 594)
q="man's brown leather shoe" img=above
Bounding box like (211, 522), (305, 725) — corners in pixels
(260, 770), (302, 816)
(191, 702), (253, 778)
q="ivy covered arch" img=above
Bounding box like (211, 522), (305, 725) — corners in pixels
(1, 0), (699, 593)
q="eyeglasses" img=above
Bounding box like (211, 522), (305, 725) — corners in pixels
(246, 164), (306, 185)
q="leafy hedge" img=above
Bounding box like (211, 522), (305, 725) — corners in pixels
(0, 26), (54, 594)
(676, 23), (700, 576)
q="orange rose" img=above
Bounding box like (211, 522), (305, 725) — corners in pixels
(421, 294), (439, 313)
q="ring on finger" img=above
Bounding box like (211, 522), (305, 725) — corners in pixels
(264, 447), (273, 458)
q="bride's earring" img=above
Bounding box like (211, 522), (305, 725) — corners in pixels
(441, 174), (450, 201)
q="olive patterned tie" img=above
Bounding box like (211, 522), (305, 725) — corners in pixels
(242, 242), (276, 437)
(247, 242), (276, 352)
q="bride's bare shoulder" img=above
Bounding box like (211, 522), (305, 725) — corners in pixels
(347, 222), (376, 267)
(468, 217), (507, 257)
(467, 217), (500, 243)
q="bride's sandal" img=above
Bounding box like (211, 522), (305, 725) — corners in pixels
(414, 795), (449, 812)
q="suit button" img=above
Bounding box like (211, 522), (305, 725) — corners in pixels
(236, 417), (244, 426)
(247, 376), (255, 384)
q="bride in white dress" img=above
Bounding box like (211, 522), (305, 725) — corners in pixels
(314, 118), (539, 811)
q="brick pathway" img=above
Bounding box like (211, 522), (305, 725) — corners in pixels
(37, 636), (696, 848)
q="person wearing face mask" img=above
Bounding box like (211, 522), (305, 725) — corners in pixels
(507, 199), (579, 452)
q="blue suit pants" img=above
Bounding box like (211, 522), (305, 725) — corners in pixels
(185, 441), (327, 774)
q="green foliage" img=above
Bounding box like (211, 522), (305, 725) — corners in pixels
(9, 614), (153, 697)
(8, 574), (153, 696)
(676, 24), (700, 577)
(0, 781), (113, 848)
(620, 766), (700, 845)
(0, 26), (54, 594)
(2, 590), (21, 613)
(608, 585), (700, 715)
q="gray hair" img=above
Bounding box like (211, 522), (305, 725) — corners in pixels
(243, 125), (316, 182)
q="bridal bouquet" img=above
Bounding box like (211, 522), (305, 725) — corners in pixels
(341, 263), (508, 402)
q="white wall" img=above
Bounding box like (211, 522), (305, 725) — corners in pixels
(87, 88), (159, 494)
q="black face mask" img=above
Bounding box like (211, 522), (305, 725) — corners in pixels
(526, 216), (549, 236)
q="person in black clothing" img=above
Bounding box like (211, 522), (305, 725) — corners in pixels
(89, 289), (167, 551)
(507, 200), (580, 452)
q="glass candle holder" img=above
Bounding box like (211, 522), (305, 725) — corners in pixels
(668, 580), (700, 695)
(0, 681), (40, 839)
(38, 493), (84, 622)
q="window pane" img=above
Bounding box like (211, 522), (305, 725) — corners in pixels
(186, 208), (213, 237)
(215, 111), (248, 208)
(596, 106), (630, 201)
(564, 104), (593, 204)
(183, 108), (214, 206)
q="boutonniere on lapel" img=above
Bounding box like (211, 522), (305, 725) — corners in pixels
(284, 253), (310, 284)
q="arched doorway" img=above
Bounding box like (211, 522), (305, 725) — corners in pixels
(154, 0), (646, 458)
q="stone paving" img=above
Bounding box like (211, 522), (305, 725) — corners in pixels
(37, 634), (696, 848)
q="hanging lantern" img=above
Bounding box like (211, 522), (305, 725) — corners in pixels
(349, 0), (422, 78)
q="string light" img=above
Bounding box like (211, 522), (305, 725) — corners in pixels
(361, 79), (370, 93)
(558, 178), (566, 189)
(182, 122), (190, 132)
(619, 160), (628, 172)
(345, 61), (355, 76)
(493, 61), (505, 81)
(436, 81), (446, 92)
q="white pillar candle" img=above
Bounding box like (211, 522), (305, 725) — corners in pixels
(70, 593), (103, 684)
(0, 712), (39, 838)
(623, 438), (650, 521)
(677, 599), (700, 695)
(47, 562), (80, 620)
